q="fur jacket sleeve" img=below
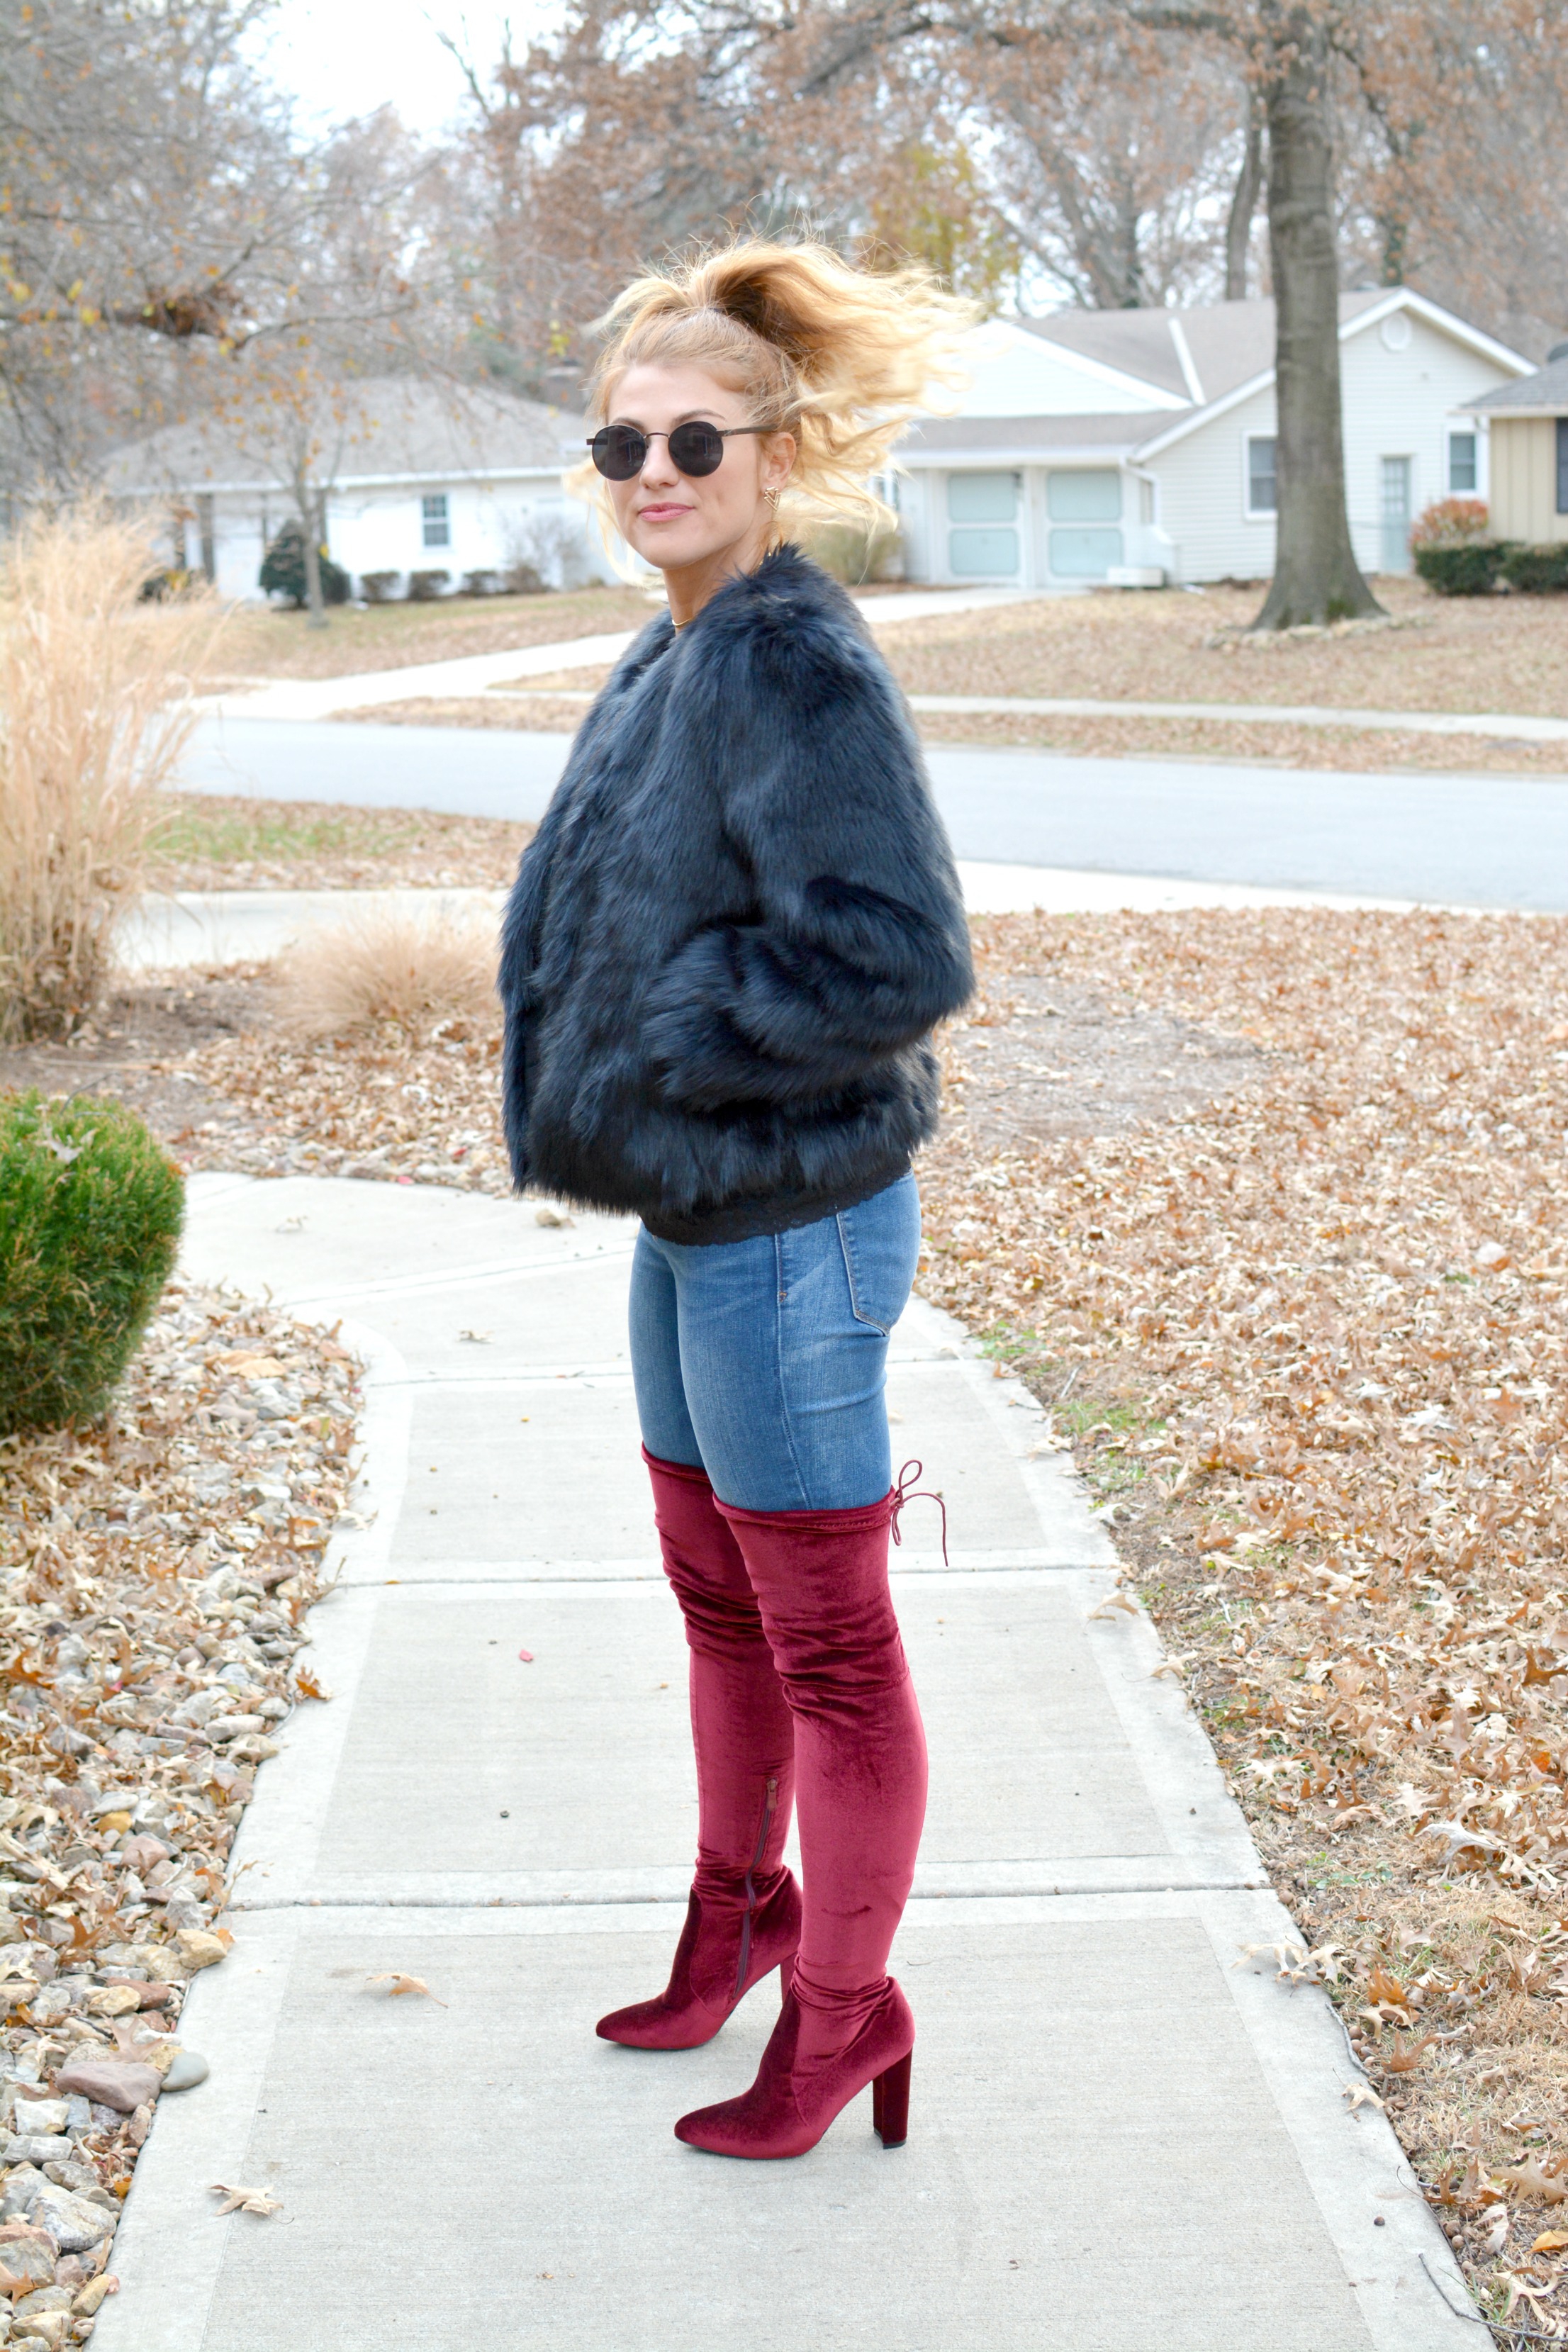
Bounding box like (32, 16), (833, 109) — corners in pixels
(498, 544), (973, 1223)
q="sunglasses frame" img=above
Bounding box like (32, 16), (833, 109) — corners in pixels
(587, 421), (773, 482)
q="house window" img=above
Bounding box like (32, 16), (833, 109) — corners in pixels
(1558, 418), (1568, 515)
(947, 471), (1019, 578)
(1245, 435), (1277, 516)
(1047, 470), (1120, 522)
(422, 493), (450, 549)
(1447, 432), (1477, 495)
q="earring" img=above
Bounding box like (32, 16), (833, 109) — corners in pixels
(765, 487), (781, 511)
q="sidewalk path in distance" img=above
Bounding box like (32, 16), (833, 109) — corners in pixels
(94, 1174), (1475, 2352)
(201, 588), (1051, 724)
(118, 865), (1435, 975)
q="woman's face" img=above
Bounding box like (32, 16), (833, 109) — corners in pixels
(603, 362), (795, 579)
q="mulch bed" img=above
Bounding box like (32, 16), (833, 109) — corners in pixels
(0, 1284), (357, 2329)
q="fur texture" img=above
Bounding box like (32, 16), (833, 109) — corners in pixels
(498, 545), (973, 1221)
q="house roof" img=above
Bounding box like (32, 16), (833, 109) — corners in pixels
(900, 413), (1145, 464)
(906, 289), (1533, 467)
(101, 376), (586, 494)
(1463, 352), (1568, 415)
(1019, 291), (1389, 411)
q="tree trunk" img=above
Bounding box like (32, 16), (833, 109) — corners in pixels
(302, 485), (328, 631)
(1225, 96), (1263, 300)
(1252, 4), (1383, 630)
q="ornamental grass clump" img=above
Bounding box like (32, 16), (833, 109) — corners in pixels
(0, 1091), (184, 1435)
(0, 505), (222, 1039)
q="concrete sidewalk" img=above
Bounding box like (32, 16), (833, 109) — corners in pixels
(117, 864), (1433, 973)
(203, 587), (1051, 724)
(95, 1175), (1474, 2351)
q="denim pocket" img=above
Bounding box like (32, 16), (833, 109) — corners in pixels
(836, 1177), (921, 1335)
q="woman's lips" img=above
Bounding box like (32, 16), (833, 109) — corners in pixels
(637, 502), (694, 522)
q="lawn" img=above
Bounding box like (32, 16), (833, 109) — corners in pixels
(920, 905), (1568, 2322)
(213, 583), (656, 681)
(146, 794), (530, 890)
(876, 573), (1568, 717)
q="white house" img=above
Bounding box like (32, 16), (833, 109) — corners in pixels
(892, 286), (1535, 588)
(100, 377), (612, 600)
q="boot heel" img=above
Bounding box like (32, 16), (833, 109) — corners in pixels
(872, 2051), (911, 2147)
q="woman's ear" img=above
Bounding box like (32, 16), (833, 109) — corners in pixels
(761, 432), (797, 495)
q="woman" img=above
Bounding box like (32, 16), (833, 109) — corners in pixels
(498, 242), (973, 2160)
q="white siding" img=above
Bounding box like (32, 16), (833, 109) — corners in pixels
(1338, 312), (1510, 571)
(1144, 310), (1518, 585)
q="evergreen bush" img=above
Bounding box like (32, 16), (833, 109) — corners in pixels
(0, 1092), (184, 1435)
(1499, 543), (1568, 593)
(259, 522), (350, 607)
(1413, 542), (1508, 596)
(359, 571), (402, 603)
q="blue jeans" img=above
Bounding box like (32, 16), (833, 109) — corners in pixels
(629, 1174), (922, 1511)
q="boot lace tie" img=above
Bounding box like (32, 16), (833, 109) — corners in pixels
(890, 1460), (948, 1565)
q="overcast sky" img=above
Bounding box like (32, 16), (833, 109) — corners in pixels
(255, 1), (546, 134)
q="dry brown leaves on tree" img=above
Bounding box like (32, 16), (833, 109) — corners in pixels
(917, 906), (1568, 2331)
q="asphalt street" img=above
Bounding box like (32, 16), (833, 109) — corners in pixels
(182, 712), (1568, 911)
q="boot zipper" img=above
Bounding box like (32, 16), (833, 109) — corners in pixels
(734, 1775), (778, 2002)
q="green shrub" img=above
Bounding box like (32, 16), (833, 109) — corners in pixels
(259, 522), (350, 607)
(0, 1092), (184, 1435)
(1413, 541), (1508, 596)
(1499, 542), (1568, 593)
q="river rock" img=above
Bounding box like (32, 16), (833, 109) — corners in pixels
(11, 2102), (67, 2138)
(0, 2230), (57, 2287)
(206, 1715), (265, 1742)
(83, 1985), (141, 2019)
(12, 2285), (72, 2316)
(3, 2138), (72, 2166)
(0, 2166), (49, 2219)
(26, 2185), (114, 2253)
(161, 2050), (209, 2093)
(53, 2059), (159, 2113)
(173, 1930), (227, 1972)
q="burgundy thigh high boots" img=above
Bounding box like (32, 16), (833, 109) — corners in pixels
(673, 1490), (925, 2156)
(596, 1451), (800, 2051)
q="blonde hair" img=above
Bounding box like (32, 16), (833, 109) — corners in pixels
(571, 239), (974, 553)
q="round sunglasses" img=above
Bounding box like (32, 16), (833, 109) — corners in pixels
(587, 420), (770, 482)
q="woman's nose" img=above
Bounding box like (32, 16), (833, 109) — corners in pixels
(639, 435), (680, 489)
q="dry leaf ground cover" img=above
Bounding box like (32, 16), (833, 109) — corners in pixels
(921, 907), (1568, 2339)
(0, 1280), (357, 2336)
(880, 575), (1568, 715)
(340, 689), (1568, 778)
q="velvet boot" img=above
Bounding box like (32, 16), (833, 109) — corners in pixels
(673, 1489), (925, 2155)
(596, 1451), (800, 2051)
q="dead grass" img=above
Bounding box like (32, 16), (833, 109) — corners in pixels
(917, 906), (1568, 2333)
(215, 584), (655, 681)
(275, 903), (500, 1041)
(917, 710), (1568, 775)
(0, 511), (223, 1038)
(875, 576), (1568, 718)
(145, 794), (531, 890)
(333, 695), (590, 733)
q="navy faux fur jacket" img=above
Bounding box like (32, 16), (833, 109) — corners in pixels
(497, 544), (973, 1238)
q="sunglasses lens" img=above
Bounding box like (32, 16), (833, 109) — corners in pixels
(668, 422), (724, 477)
(592, 425), (646, 481)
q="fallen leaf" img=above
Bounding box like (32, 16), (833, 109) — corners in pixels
(1497, 2157), (1568, 2204)
(1086, 1590), (1138, 1620)
(457, 1328), (492, 1343)
(1343, 2083), (1385, 2113)
(1382, 2034), (1437, 2073)
(210, 2183), (283, 2216)
(1530, 2231), (1568, 2253)
(294, 1669), (333, 1701)
(1366, 1964), (1408, 2009)
(365, 1972), (447, 2007)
